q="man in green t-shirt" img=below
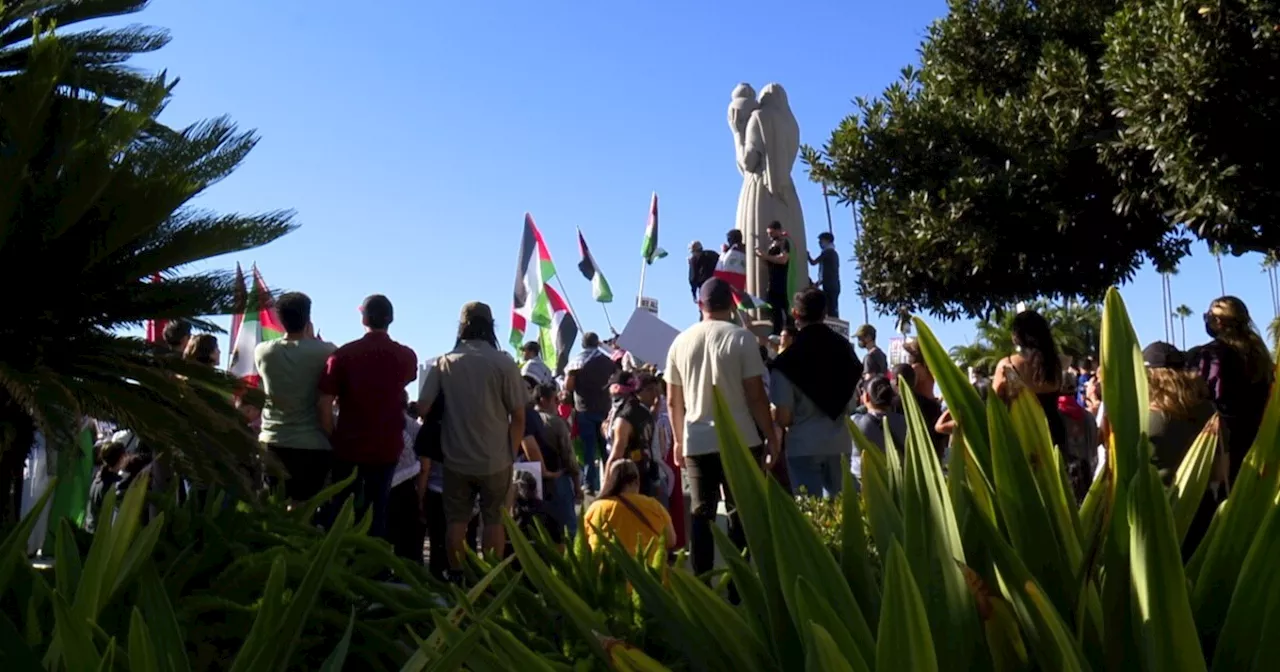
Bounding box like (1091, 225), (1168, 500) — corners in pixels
(256, 292), (337, 501)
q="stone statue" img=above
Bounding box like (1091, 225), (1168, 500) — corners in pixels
(729, 82), (807, 314)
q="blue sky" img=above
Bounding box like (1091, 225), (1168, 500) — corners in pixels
(124, 0), (1277, 362)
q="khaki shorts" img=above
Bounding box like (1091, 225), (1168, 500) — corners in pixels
(442, 464), (513, 526)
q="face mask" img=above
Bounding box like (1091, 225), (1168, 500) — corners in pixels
(1204, 316), (1217, 339)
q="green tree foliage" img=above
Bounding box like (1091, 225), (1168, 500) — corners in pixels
(1103, 0), (1280, 253)
(949, 301), (1101, 374)
(0, 18), (294, 499)
(807, 0), (1279, 319)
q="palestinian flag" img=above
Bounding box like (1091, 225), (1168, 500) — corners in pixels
(714, 246), (747, 291)
(576, 228), (613, 303)
(640, 192), (668, 264)
(228, 265), (284, 385)
(144, 273), (168, 343)
(511, 213), (558, 349)
(731, 287), (771, 312)
(537, 283), (578, 375)
(785, 232), (810, 302)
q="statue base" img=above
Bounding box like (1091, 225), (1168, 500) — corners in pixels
(745, 318), (851, 340)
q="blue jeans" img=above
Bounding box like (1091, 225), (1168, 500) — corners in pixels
(787, 454), (844, 498)
(330, 461), (395, 539)
(577, 411), (606, 492)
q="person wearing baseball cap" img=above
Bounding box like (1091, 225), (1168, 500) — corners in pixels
(665, 277), (776, 577)
(418, 300), (528, 582)
(318, 294), (418, 540)
(854, 324), (887, 378)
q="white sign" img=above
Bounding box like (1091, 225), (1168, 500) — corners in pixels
(638, 296), (659, 315)
(825, 317), (850, 340)
(888, 336), (906, 366)
(618, 308), (680, 370)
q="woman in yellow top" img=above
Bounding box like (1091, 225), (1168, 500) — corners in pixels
(585, 460), (676, 561)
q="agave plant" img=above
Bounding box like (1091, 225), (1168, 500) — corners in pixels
(456, 287), (1279, 671)
(0, 17), (294, 512)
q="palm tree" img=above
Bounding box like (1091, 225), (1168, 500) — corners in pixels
(1, 1), (168, 101)
(949, 300), (1101, 374)
(1262, 252), (1280, 318)
(1176, 305), (1193, 349)
(0, 23), (295, 521)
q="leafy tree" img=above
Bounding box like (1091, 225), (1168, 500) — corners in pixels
(949, 301), (1101, 374)
(807, 0), (1278, 319)
(0, 21), (294, 520)
(1103, 0), (1280, 253)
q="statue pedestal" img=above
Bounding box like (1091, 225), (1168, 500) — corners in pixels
(745, 317), (851, 340)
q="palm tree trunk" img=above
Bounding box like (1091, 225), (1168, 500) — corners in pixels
(1216, 255), (1226, 295)
(1181, 316), (1187, 350)
(1161, 274), (1171, 341)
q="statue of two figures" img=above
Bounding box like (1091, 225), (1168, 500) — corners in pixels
(728, 83), (808, 327)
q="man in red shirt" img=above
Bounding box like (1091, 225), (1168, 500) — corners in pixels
(318, 294), (418, 539)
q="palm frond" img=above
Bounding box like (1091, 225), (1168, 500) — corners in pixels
(0, 21), (293, 494)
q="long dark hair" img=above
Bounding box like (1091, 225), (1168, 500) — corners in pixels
(599, 459), (641, 499)
(1207, 296), (1273, 382)
(1011, 310), (1062, 388)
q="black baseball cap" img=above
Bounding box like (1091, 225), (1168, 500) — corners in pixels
(698, 278), (734, 311)
(1143, 342), (1184, 369)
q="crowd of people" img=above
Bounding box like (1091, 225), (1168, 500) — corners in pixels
(34, 248), (1276, 583)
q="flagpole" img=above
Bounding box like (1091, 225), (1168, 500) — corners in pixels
(637, 259), (648, 308)
(600, 303), (617, 335)
(553, 274), (586, 335)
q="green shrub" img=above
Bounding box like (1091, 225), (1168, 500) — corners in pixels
(0, 474), (450, 671)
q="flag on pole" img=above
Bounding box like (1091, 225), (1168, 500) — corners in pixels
(537, 284), (578, 375)
(731, 287), (771, 312)
(511, 213), (558, 349)
(228, 265), (284, 385)
(785, 231), (809, 302)
(144, 273), (168, 343)
(576, 228), (613, 303)
(640, 192), (668, 264)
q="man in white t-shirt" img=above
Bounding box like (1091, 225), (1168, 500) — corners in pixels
(665, 278), (776, 575)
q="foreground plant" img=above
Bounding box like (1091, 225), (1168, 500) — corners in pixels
(451, 287), (1277, 671)
(0, 475), (452, 671)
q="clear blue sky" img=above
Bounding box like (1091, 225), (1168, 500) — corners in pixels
(122, 0), (1277, 362)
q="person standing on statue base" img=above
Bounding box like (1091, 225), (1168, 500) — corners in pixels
(755, 221), (792, 334)
(809, 232), (840, 319)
